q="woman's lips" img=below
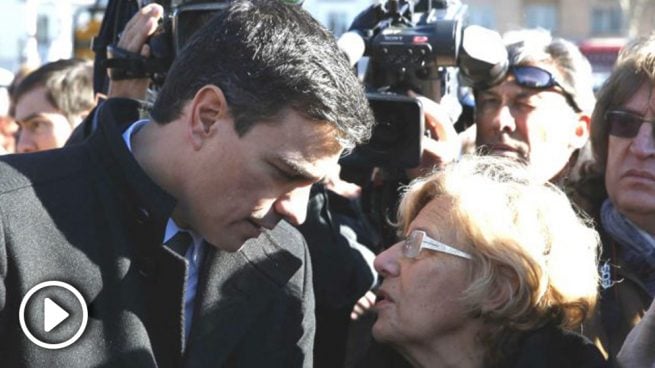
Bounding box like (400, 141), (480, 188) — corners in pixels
(374, 288), (393, 309)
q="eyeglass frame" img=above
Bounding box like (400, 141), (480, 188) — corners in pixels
(605, 110), (655, 139)
(402, 230), (473, 260)
(507, 65), (582, 113)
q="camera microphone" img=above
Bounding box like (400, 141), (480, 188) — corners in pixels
(337, 31), (366, 67)
(458, 25), (509, 89)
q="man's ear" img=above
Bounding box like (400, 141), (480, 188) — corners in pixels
(571, 113), (591, 150)
(188, 85), (229, 149)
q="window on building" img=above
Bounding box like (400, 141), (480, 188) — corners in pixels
(591, 6), (623, 35)
(524, 4), (558, 32)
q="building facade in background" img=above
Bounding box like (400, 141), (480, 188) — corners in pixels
(465, 0), (654, 41)
(0, 1), (650, 80)
(0, 0), (97, 73)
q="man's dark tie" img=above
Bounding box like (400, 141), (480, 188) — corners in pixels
(166, 231), (192, 257)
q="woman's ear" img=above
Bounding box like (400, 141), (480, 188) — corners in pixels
(481, 266), (517, 313)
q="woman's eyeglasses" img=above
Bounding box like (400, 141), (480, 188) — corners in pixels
(402, 230), (472, 260)
(509, 66), (582, 113)
(605, 110), (655, 138)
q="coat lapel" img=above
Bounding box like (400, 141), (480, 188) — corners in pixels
(141, 245), (188, 368)
(184, 230), (302, 367)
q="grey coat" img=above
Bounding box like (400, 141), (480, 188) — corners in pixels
(0, 98), (315, 368)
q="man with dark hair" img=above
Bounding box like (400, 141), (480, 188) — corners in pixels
(13, 59), (94, 153)
(0, 1), (374, 367)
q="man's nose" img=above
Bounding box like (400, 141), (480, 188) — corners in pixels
(630, 123), (655, 158)
(16, 130), (35, 153)
(273, 185), (312, 226)
(496, 104), (517, 133)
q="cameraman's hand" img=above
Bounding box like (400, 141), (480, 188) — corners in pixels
(350, 291), (376, 320)
(406, 93), (461, 179)
(323, 163), (361, 200)
(107, 3), (164, 99)
(617, 299), (655, 368)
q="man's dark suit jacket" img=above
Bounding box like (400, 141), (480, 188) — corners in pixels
(0, 98), (315, 367)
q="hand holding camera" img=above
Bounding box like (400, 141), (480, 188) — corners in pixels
(107, 3), (164, 99)
(405, 92), (460, 179)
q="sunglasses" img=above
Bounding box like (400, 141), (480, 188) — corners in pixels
(509, 66), (582, 113)
(402, 230), (472, 260)
(605, 110), (655, 138)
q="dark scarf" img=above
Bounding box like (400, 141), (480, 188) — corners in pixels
(600, 199), (655, 297)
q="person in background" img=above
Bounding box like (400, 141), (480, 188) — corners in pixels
(473, 30), (595, 185)
(0, 67), (17, 154)
(13, 58), (94, 153)
(369, 155), (605, 368)
(617, 299), (655, 368)
(401, 29), (595, 186)
(581, 33), (655, 364)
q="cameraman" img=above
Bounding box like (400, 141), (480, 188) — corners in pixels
(410, 29), (595, 187)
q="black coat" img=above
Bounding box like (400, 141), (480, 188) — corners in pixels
(354, 323), (607, 368)
(504, 323), (607, 368)
(0, 98), (315, 367)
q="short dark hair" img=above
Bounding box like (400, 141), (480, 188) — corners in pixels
(150, 0), (374, 150)
(13, 59), (94, 126)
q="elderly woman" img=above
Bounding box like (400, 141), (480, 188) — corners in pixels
(371, 155), (605, 367)
(582, 34), (655, 361)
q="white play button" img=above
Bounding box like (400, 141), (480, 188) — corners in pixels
(19, 281), (88, 349)
(43, 297), (70, 332)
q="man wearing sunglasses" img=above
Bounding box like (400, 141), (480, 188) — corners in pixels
(412, 29), (596, 189)
(583, 34), (655, 364)
(471, 30), (596, 185)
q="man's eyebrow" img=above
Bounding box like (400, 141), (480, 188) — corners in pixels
(16, 112), (47, 124)
(476, 89), (500, 98)
(516, 89), (544, 100)
(276, 156), (324, 182)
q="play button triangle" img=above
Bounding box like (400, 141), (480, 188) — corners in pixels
(44, 297), (69, 332)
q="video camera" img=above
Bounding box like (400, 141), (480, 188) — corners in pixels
(98, 0), (303, 91)
(340, 0), (508, 168)
(101, 0), (232, 88)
